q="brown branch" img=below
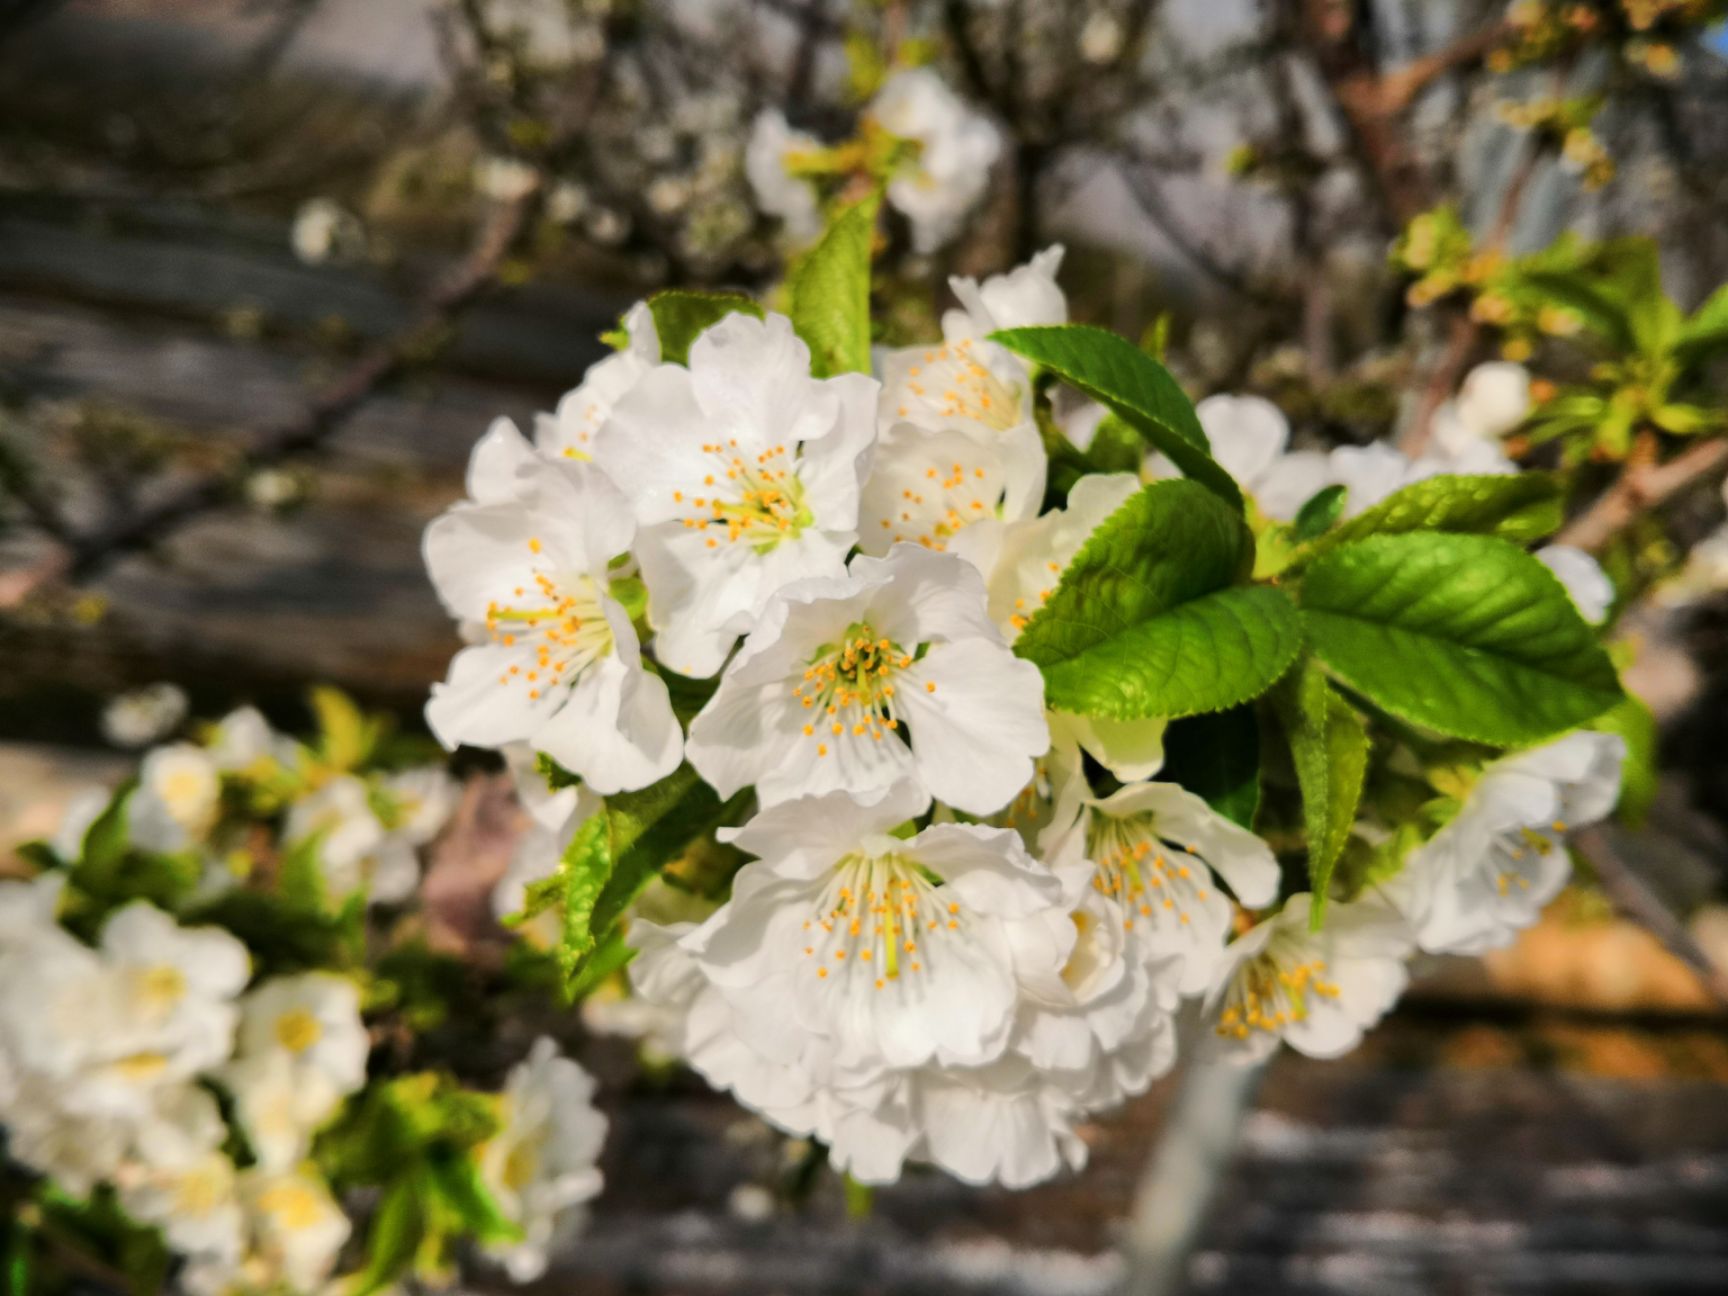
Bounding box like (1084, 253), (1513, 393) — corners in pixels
(1573, 825), (1728, 1010)
(1377, 19), (1509, 114)
(0, 182), (545, 612)
(1553, 436), (1728, 553)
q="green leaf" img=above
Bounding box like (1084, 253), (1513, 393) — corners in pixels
(789, 192), (879, 376)
(351, 1179), (427, 1296)
(1676, 282), (1728, 368)
(646, 289), (764, 366)
(590, 772), (749, 938)
(1271, 658), (1369, 923)
(310, 685), (378, 771)
(1158, 706), (1260, 828)
(1307, 472), (1564, 558)
(1291, 484), (1347, 542)
(558, 765), (747, 985)
(557, 812), (613, 977)
(78, 788), (132, 873)
(1015, 480), (1302, 718)
(1297, 532), (1624, 744)
(427, 1159), (521, 1246)
(989, 324), (1243, 510)
(1518, 269), (1633, 350)
(278, 830), (332, 912)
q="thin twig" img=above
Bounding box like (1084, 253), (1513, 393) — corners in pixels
(1573, 825), (1728, 1009)
(1377, 19), (1509, 114)
(0, 183), (545, 611)
(1553, 436), (1728, 552)
(1399, 114), (1549, 456)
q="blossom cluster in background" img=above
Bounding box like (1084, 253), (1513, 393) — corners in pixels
(747, 67), (1000, 252)
(2, 702), (606, 1293)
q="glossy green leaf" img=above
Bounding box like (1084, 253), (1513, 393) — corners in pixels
(1016, 480), (1301, 718)
(989, 324), (1242, 509)
(647, 289), (764, 366)
(1272, 658), (1369, 923)
(789, 192), (879, 376)
(1298, 532), (1623, 744)
(1307, 472), (1563, 558)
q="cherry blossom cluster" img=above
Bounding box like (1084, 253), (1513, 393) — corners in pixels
(747, 67), (1001, 252)
(425, 246), (1628, 1189)
(3, 707), (607, 1292)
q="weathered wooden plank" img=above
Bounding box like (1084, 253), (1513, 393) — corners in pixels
(0, 204), (626, 387)
(535, 1026), (1728, 1296)
(0, 294), (543, 474)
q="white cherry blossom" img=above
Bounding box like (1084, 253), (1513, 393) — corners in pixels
(235, 1168), (351, 1294)
(1186, 394), (1329, 522)
(424, 455), (682, 791)
(220, 1049), (345, 1173)
(476, 1037), (608, 1282)
(685, 782), (1066, 1078)
(594, 311), (879, 678)
(866, 68), (1002, 253)
(872, 248), (1066, 526)
(687, 545), (1048, 816)
(1206, 893), (1412, 1063)
(1003, 865), (1179, 1115)
(117, 1086), (244, 1265)
(1537, 544), (1615, 624)
(283, 775), (398, 903)
(1388, 731), (1625, 955)
(1044, 780), (1280, 996)
(1432, 360), (1532, 456)
(233, 973), (369, 1098)
(533, 302), (660, 462)
(744, 108), (823, 243)
(129, 743), (221, 854)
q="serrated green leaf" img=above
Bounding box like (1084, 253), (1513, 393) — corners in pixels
(1291, 484), (1347, 542)
(1158, 706), (1260, 828)
(558, 765), (748, 985)
(989, 324), (1242, 510)
(1297, 532), (1623, 744)
(591, 775), (749, 939)
(1015, 480), (1301, 718)
(1306, 472), (1563, 558)
(647, 289), (765, 366)
(557, 812), (613, 977)
(789, 192), (879, 376)
(1272, 658), (1369, 924)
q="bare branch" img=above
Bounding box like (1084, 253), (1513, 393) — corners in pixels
(0, 183), (546, 612)
(1573, 825), (1728, 1010)
(1554, 436), (1728, 553)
